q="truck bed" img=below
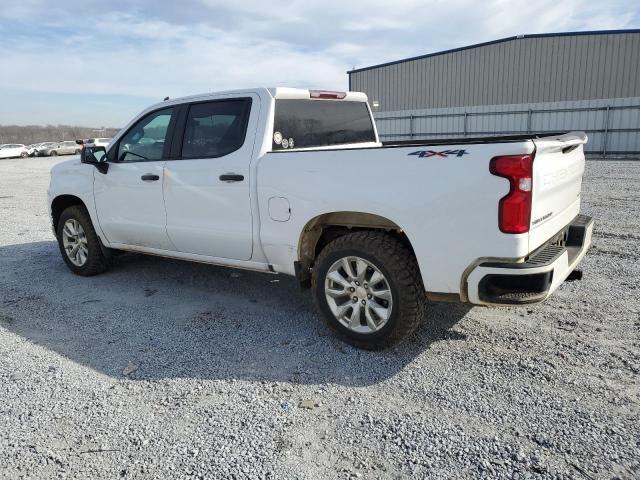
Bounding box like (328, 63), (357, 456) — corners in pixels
(260, 131), (587, 295)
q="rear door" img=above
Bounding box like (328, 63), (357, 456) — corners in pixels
(93, 107), (175, 250)
(529, 132), (587, 250)
(162, 95), (257, 260)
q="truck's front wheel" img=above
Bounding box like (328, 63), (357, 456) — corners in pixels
(312, 231), (426, 350)
(56, 205), (109, 276)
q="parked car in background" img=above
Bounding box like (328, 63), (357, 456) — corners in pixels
(33, 142), (57, 156)
(0, 144), (29, 159)
(79, 138), (112, 148)
(26, 142), (55, 156)
(40, 141), (81, 156)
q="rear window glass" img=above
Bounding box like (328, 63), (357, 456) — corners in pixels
(273, 100), (376, 150)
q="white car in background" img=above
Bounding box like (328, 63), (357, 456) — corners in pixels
(0, 144), (29, 159)
(81, 138), (112, 148)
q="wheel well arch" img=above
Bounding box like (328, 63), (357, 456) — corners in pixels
(51, 194), (86, 233)
(296, 211), (418, 285)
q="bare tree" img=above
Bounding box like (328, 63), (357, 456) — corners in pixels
(0, 125), (121, 145)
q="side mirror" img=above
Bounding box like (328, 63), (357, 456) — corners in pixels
(81, 146), (109, 174)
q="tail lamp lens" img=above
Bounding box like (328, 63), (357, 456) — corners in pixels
(489, 154), (534, 234)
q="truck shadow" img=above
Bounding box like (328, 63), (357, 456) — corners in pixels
(0, 241), (471, 387)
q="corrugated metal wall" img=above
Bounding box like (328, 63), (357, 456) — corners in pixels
(349, 31), (640, 111)
(373, 97), (640, 156)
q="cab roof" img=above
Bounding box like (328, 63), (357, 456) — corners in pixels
(151, 87), (368, 109)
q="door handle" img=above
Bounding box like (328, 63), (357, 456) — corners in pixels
(219, 173), (244, 182)
(141, 174), (160, 181)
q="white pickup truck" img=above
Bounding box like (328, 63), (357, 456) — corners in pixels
(48, 87), (593, 349)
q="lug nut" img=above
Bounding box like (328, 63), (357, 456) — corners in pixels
(352, 296), (358, 303)
(349, 287), (355, 292)
(364, 283), (368, 289)
(361, 300), (366, 305)
(355, 281), (360, 286)
(367, 294), (372, 299)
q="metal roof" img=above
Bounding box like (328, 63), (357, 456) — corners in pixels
(347, 29), (640, 75)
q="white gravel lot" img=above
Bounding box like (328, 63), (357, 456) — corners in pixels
(0, 156), (638, 479)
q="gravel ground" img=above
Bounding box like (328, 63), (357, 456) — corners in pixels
(0, 156), (638, 479)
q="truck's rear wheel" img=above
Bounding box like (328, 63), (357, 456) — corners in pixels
(312, 231), (426, 350)
(56, 205), (109, 276)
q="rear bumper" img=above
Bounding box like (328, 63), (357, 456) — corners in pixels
(466, 214), (593, 305)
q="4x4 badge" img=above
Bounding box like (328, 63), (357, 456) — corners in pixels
(408, 149), (469, 158)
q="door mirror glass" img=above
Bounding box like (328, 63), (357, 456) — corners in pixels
(81, 146), (108, 173)
(81, 146), (106, 164)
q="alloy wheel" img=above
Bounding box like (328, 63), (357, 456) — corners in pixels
(324, 256), (393, 334)
(62, 218), (89, 267)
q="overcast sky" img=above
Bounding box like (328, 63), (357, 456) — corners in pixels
(1, 0), (638, 127)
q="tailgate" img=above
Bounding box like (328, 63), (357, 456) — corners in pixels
(529, 132), (587, 251)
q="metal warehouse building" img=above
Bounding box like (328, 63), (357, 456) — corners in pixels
(348, 29), (640, 156)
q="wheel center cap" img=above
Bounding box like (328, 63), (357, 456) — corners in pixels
(355, 286), (368, 299)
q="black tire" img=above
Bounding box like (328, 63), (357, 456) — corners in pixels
(50, 150), (58, 156)
(56, 205), (109, 276)
(312, 231), (426, 350)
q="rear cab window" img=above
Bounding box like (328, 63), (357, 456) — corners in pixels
(272, 100), (376, 150)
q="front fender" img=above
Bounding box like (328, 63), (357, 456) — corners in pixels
(48, 160), (108, 245)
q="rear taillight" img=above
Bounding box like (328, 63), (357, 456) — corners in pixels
(309, 90), (347, 99)
(489, 154), (534, 234)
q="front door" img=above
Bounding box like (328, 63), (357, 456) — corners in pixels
(163, 96), (257, 260)
(93, 107), (175, 250)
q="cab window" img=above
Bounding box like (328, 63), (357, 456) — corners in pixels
(181, 99), (251, 159)
(272, 100), (376, 150)
(117, 108), (173, 162)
